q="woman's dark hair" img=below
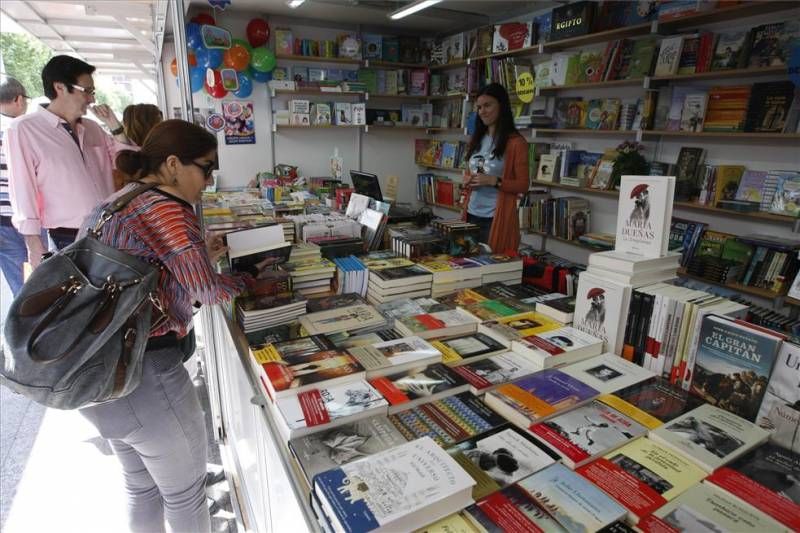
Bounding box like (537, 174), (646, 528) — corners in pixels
(466, 83), (519, 160)
(116, 119), (217, 182)
(41, 55), (96, 100)
(123, 104), (164, 147)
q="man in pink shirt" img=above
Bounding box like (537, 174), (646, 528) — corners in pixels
(6, 55), (130, 266)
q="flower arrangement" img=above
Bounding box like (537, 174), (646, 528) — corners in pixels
(611, 141), (649, 189)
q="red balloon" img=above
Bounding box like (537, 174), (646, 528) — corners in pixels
(170, 53), (197, 77)
(192, 13), (215, 25)
(204, 70), (228, 98)
(246, 18), (270, 47)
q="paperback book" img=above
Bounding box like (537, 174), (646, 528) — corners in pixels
(510, 326), (604, 369)
(608, 377), (705, 423)
(755, 341), (800, 452)
(447, 425), (557, 500)
(369, 363), (470, 414)
(451, 351), (542, 394)
(615, 175), (676, 258)
(395, 308), (481, 340)
(577, 437), (708, 522)
(313, 437), (475, 533)
(299, 304), (387, 336)
(484, 369), (599, 429)
(430, 333), (507, 366)
(476, 311), (563, 347)
(573, 271), (632, 355)
(346, 336), (442, 378)
(530, 399), (653, 468)
(461, 484), (568, 533)
(648, 403), (770, 472)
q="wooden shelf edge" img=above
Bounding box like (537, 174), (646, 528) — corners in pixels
(276, 54), (360, 64)
(785, 296), (800, 307)
(543, 22), (652, 52)
(525, 230), (608, 252)
(423, 201), (462, 212)
(538, 78), (645, 92)
(649, 65), (787, 83)
(677, 268), (786, 301)
(643, 130), (800, 139)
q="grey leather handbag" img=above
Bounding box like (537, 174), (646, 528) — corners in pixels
(1, 182), (167, 409)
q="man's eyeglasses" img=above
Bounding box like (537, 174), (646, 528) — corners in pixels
(70, 84), (96, 97)
(191, 160), (217, 178)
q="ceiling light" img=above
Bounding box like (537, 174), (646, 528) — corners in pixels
(388, 0), (442, 20)
(287, 0), (306, 7)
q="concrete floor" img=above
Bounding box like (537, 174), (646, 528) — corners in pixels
(1, 271), (235, 532)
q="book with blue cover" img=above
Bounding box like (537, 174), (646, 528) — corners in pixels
(516, 463), (627, 533)
(313, 436), (475, 533)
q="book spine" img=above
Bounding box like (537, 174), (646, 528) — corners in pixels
(643, 293), (662, 371)
(681, 309), (708, 390)
(656, 297), (677, 377)
(635, 293), (655, 366)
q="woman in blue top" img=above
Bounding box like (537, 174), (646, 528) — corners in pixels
(462, 83), (529, 250)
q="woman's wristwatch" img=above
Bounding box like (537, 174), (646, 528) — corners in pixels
(494, 177), (503, 189)
(110, 125), (124, 136)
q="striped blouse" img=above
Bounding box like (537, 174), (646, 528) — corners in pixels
(81, 182), (248, 338)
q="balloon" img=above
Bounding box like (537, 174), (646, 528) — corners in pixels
(233, 72), (253, 98)
(195, 46), (223, 69)
(223, 44), (251, 72)
(246, 18), (270, 47)
(170, 54), (197, 77)
(186, 23), (203, 49)
(191, 13), (215, 26)
(205, 70), (228, 98)
(250, 47), (276, 72)
(249, 67), (272, 83)
(189, 66), (206, 92)
(232, 38), (253, 54)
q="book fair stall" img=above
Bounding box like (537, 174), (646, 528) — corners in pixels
(157, 1), (800, 532)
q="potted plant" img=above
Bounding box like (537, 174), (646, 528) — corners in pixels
(610, 141), (649, 190)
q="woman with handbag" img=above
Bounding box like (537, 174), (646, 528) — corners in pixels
(461, 83), (530, 253)
(79, 120), (248, 533)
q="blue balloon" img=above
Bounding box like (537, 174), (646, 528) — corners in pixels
(190, 67), (206, 92)
(233, 72), (253, 98)
(249, 68), (271, 83)
(195, 46), (223, 69)
(186, 23), (203, 49)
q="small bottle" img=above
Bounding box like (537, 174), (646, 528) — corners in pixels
(329, 147), (343, 180)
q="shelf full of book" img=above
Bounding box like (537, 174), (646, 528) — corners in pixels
(677, 267), (787, 302)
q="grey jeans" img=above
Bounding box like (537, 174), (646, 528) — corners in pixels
(80, 344), (210, 533)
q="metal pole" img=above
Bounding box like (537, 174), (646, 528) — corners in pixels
(170, 0), (194, 123)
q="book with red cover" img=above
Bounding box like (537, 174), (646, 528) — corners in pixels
(435, 180), (455, 206)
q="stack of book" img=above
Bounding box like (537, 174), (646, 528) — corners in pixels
(332, 256), (368, 297)
(471, 254), (523, 284)
(235, 294), (308, 334)
(417, 255), (484, 297)
(299, 303), (389, 337)
(280, 257), (337, 297)
(362, 255), (434, 305)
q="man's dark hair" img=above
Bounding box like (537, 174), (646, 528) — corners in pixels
(0, 77), (27, 104)
(41, 55), (95, 100)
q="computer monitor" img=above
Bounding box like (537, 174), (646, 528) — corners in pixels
(350, 170), (383, 202)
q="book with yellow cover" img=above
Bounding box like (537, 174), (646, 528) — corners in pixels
(713, 165), (745, 207)
(477, 311), (562, 347)
(577, 437), (707, 522)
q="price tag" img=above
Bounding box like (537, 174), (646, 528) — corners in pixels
(515, 71), (535, 103)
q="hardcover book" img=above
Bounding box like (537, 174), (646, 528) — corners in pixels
(654, 35), (684, 76)
(573, 271), (631, 355)
(615, 175), (676, 258)
(706, 443), (800, 530)
(451, 351), (542, 394)
(689, 315), (782, 422)
(369, 363), (470, 413)
(491, 22), (533, 53)
(712, 29), (749, 70)
(430, 333), (507, 366)
(476, 311), (562, 347)
(755, 341), (800, 452)
(274, 380), (389, 440)
(346, 336), (441, 378)
(577, 437), (708, 522)
(530, 399), (652, 468)
(388, 392), (507, 447)
(289, 415), (408, 485)
(549, 1), (595, 42)
(748, 22), (791, 68)
(559, 353), (655, 394)
(510, 326), (604, 369)
(447, 425), (557, 500)
(637, 482), (789, 533)
(648, 403), (771, 471)
(516, 463), (627, 533)
(609, 377), (704, 423)
(484, 369), (599, 429)
(313, 437), (474, 533)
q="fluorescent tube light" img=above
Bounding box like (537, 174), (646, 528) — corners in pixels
(287, 0), (306, 8)
(388, 0), (442, 20)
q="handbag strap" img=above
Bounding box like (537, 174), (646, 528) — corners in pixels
(91, 181), (160, 235)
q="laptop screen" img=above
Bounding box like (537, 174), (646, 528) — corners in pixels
(350, 170), (383, 202)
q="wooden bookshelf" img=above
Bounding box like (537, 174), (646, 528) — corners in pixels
(471, 44), (542, 63)
(427, 93), (469, 100)
(426, 127), (465, 134)
(275, 124), (362, 129)
(367, 124), (427, 130)
(677, 268), (786, 301)
(530, 180), (799, 225)
(543, 22), (653, 53)
(275, 54), (360, 65)
(785, 296), (800, 307)
(525, 231), (609, 252)
(657, 1), (797, 31)
(430, 60), (468, 71)
(643, 130), (800, 140)
(538, 78), (646, 93)
(364, 59), (426, 69)
(424, 201), (461, 213)
(649, 65), (787, 83)
(272, 88), (364, 96)
(369, 93), (428, 99)
(416, 163), (464, 173)
(531, 128), (639, 137)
